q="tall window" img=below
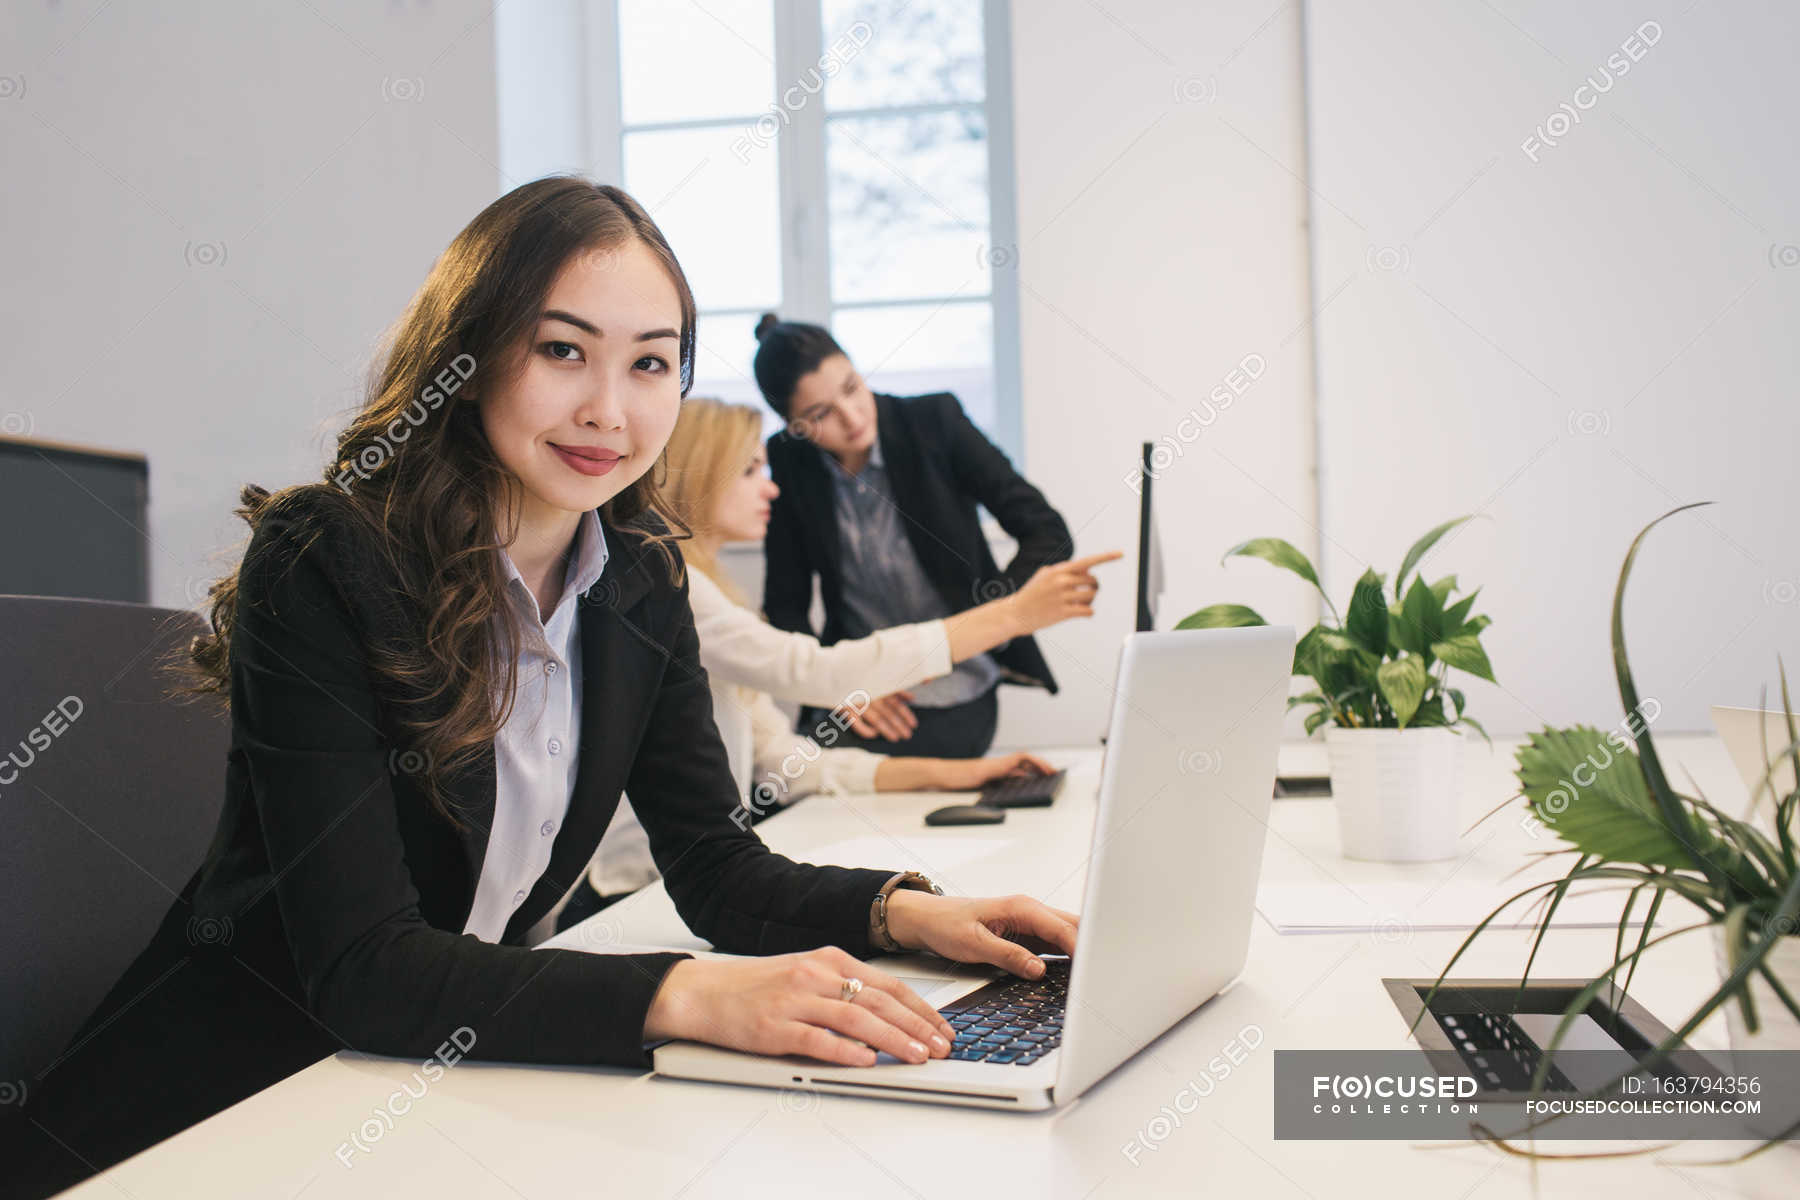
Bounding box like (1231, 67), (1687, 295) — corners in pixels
(597, 0), (1021, 457)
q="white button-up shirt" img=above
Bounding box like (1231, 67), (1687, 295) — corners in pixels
(462, 507), (608, 944)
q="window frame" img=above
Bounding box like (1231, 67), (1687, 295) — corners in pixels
(586, 0), (1023, 461)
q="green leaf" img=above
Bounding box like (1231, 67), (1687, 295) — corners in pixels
(1292, 626), (1323, 679)
(1461, 614), (1491, 637)
(1303, 708), (1332, 735)
(1610, 504), (1725, 892)
(1431, 634), (1496, 682)
(1395, 516), (1477, 599)
(1346, 568), (1389, 655)
(1377, 656), (1429, 727)
(1458, 715), (1491, 746)
(1393, 576), (1445, 655)
(1447, 688), (1466, 719)
(1176, 604), (1267, 630)
(1428, 574), (1458, 604)
(1516, 728), (1701, 867)
(1410, 700), (1451, 727)
(1443, 588), (1480, 629)
(1223, 537), (1339, 622)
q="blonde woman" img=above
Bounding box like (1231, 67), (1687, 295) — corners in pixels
(574, 398), (1119, 919)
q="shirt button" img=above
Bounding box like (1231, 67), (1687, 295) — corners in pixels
(540, 819), (556, 837)
(545, 661), (558, 675)
(512, 889), (527, 906)
(547, 738), (561, 755)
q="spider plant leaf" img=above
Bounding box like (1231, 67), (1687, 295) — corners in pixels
(1612, 504), (1725, 892)
(1622, 880), (1667, 1000)
(1767, 662), (1800, 866)
(1407, 876), (1601, 1036)
(1514, 855), (1592, 1010)
(1722, 904), (1760, 1033)
(1527, 919), (1717, 1095)
(1395, 515), (1477, 600)
(1613, 880), (1649, 1001)
(1222, 537), (1338, 620)
(1346, 567), (1388, 654)
(1431, 634), (1496, 683)
(1176, 603), (1267, 630)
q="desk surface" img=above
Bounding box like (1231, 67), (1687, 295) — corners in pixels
(68, 737), (1795, 1199)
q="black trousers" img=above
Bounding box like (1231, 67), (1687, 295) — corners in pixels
(799, 685), (998, 759)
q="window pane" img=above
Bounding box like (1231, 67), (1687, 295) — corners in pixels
(624, 128), (781, 313)
(832, 301), (996, 434)
(690, 314), (768, 399)
(618, 0), (773, 125)
(823, 0), (984, 110)
(828, 110), (989, 304)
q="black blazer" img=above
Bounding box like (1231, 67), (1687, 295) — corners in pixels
(763, 391), (1072, 693)
(14, 486), (898, 1191)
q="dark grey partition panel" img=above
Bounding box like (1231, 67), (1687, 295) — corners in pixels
(0, 437), (149, 603)
(0, 597), (226, 1086)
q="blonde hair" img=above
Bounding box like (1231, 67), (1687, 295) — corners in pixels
(660, 396), (766, 607)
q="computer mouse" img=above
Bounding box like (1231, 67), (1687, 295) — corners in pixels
(925, 803), (1006, 827)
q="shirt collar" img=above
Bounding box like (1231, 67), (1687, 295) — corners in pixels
(495, 507), (609, 620)
(829, 436), (884, 486)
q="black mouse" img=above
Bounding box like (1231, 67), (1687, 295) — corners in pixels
(925, 803), (1006, 827)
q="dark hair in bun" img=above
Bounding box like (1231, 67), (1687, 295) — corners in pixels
(751, 313), (846, 418)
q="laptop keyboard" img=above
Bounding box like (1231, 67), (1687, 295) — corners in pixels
(938, 959), (1069, 1064)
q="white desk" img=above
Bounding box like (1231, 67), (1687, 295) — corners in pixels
(67, 738), (1793, 1199)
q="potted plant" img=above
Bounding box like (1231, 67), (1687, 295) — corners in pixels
(1422, 505), (1800, 1150)
(1178, 517), (1495, 862)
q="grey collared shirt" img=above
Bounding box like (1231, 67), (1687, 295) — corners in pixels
(465, 507), (608, 943)
(827, 439), (999, 708)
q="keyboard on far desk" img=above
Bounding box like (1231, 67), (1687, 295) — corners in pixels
(978, 767), (1067, 808)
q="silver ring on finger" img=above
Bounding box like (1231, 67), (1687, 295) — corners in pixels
(838, 976), (864, 1004)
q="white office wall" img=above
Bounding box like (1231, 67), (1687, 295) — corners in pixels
(1, 1), (501, 609)
(1304, 0), (1800, 734)
(495, 0), (597, 188)
(994, 0), (1320, 748)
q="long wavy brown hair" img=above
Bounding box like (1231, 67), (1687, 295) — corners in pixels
(175, 177), (696, 825)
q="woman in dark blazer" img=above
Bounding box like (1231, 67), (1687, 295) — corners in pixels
(8, 179), (1079, 1197)
(755, 316), (1105, 759)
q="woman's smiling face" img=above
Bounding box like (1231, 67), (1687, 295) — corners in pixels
(481, 239), (685, 517)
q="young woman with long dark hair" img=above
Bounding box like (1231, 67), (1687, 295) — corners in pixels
(8, 178), (1078, 1197)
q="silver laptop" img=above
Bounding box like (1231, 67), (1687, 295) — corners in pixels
(653, 626), (1295, 1110)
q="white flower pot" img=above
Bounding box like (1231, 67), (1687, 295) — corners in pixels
(1711, 927), (1800, 1053)
(1325, 727), (1464, 862)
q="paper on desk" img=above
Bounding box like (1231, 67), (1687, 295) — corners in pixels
(1255, 878), (1656, 934)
